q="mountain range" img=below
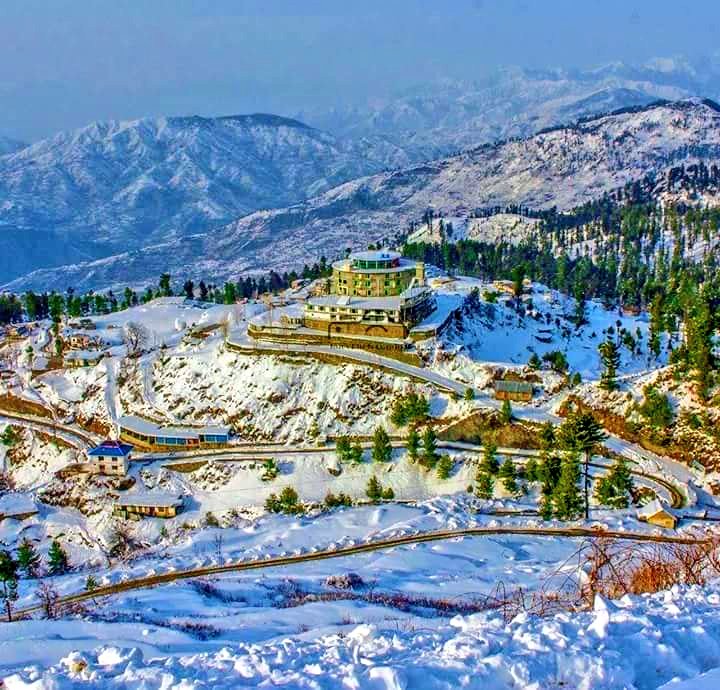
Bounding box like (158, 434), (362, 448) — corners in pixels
(6, 98), (720, 293)
(3, 55), (720, 292)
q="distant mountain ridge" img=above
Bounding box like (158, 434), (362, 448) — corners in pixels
(0, 112), (409, 282)
(296, 57), (720, 159)
(7, 98), (720, 293)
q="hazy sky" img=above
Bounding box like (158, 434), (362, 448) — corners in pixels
(1, 0), (719, 140)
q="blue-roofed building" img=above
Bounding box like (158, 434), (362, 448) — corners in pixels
(86, 439), (134, 476)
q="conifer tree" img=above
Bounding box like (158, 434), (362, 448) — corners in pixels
(598, 338), (621, 391)
(524, 457), (539, 482)
(366, 475), (383, 502)
(16, 538), (40, 578)
(406, 427), (420, 463)
(558, 412), (606, 519)
(372, 426), (392, 463)
(595, 456), (634, 508)
(47, 540), (69, 576)
(0, 549), (19, 621)
(553, 454), (583, 520)
(480, 440), (499, 475)
(436, 455), (454, 480)
(500, 399), (513, 424)
(421, 427), (438, 468)
(498, 458), (518, 493)
(475, 471), (494, 500)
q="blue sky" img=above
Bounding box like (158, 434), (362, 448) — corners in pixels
(1, 0), (719, 140)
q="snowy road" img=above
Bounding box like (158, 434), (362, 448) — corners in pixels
(12, 523), (708, 619)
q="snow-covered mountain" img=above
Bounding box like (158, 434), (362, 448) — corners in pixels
(0, 114), (409, 283)
(297, 57), (720, 160)
(8, 99), (720, 293)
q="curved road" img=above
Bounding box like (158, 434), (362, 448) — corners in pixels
(0, 411), (98, 450)
(13, 524), (710, 620)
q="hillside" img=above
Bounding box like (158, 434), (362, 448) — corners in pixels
(6, 99), (720, 293)
(0, 114), (408, 283)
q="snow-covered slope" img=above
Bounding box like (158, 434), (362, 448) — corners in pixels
(7, 99), (720, 293)
(0, 114), (408, 283)
(297, 57), (720, 159)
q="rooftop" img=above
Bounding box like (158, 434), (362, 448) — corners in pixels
(350, 250), (401, 262)
(494, 380), (534, 393)
(88, 439), (134, 457)
(118, 415), (229, 439)
(308, 287), (432, 312)
(116, 492), (184, 508)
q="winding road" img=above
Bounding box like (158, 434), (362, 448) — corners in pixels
(12, 523), (711, 620)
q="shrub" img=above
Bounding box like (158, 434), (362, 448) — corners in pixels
(390, 391), (430, 427)
(324, 492), (352, 509)
(436, 455), (454, 480)
(265, 486), (303, 514)
(260, 459), (279, 481)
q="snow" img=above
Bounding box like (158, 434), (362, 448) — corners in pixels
(5, 576), (720, 688)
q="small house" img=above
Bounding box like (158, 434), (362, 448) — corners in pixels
(64, 350), (105, 368)
(114, 492), (184, 519)
(637, 499), (678, 530)
(86, 440), (134, 476)
(494, 379), (533, 402)
(67, 333), (95, 350)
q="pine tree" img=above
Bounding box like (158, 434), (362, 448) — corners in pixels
(480, 440), (499, 475)
(421, 427), (438, 468)
(524, 457), (539, 482)
(47, 540), (69, 576)
(539, 492), (554, 520)
(16, 538), (40, 578)
(0, 549), (18, 621)
(406, 427), (420, 463)
(372, 426), (392, 463)
(595, 456), (634, 508)
(498, 458), (518, 493)
(436, 455), (454, 479)
(553, 454), (583, 520)
(348, 442), (364, 464)
(366, 475), (383, 502)
(335, 435), (351, 463)
(475, 471), (494, 500)
(500, 399), (513, 424)
(382, 487), (395, 500)
(598, 338), (621, 391)
(558, 412), (606, 519)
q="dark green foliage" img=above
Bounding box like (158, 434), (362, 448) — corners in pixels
(436, 455), (454, 480)
(372, 426), (393, 463)
(382, 487), (395, 500)
(595, 457), (634, 508)
(475, 471), (494, 500)
(528, 353), (541, 370)
(0, 549), (19, 620)
(406, 427), (420, 463)
(260, 459), (279, 481)
(16, 538), (40, 578)
(480, 440), (499, 475)
(464, 387), (475, 401)
(366, 475), (383, 502)
(47, 540), (69, 576)
(500, 399), (513, 424)
(0, 426), (19, 447)
(542, 351), (569, 373)
(498, 458), (518, 493)
(559, 412), (607, 519)
(598, 339), (621, 391)
(638, 386), (674, 428)
(390, 391), (430, 427)
(420, 427), (438, 469)
(265, 486), (303, 514)
(524, 457), (539, 482)
(553, 454), (584, 520)
(324, 492), (353, 509)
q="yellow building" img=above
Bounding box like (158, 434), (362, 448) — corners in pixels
(332, 250), (425, 298)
